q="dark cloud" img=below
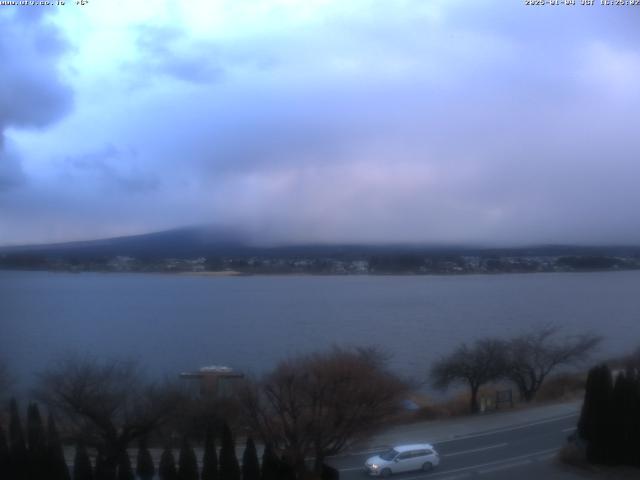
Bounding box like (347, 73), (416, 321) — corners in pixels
(0, 136), (25, 192)
(63, 144), (160, 194)
(2, 1), (640, 245)
(0, 8), (73, 193)
(131, 24), (224, 84)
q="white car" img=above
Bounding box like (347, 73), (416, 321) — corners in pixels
(364, 444), (440, 476)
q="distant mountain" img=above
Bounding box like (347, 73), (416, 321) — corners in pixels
(0, 226), (252, 259)
(2, 226), (640, 261)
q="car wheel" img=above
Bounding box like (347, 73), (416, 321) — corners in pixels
(380, 468), (392, 477)
(422, 462), (433, 472)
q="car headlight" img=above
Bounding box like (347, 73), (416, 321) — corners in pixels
(370, 464), (379, 470)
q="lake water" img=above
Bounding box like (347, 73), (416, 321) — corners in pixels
(1, 270), (639, 390)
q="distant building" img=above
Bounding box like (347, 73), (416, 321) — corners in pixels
(180, 365), (244, 397)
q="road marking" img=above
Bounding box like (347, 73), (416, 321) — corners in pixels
(434, 412), (578, 444)
(435, 474), (472, 480)
(361, 448), (561, 479)
(441, 442), (508, 458)
(477, 459), (531, 474)
(339, 466), (367, 472)
(329, 446), (390, 458)
(535, 452), (557, 462)
(562, 427), (576, 433)
(333, 412), (578, 460)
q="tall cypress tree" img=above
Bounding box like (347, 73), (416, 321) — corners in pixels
(201, 427), (218, 480)
(178, 437), (198, 480)
(9, 398), (28, 480)
(159, 446), (178, 480)
(73, 442), (94, 480)
(95, 450), (110, 480)
(242, 437), (260, 480)
(579, 365), (613, 465)
(0, 422), (9, 480)
(117, 450), (134, 480)
(610, 372), (632, 465)
(47, 413), (71, 480)
(219, 423), (240, 480)
(135, 436), (155, 480)
(27, 403), (47, 479)
(260, 444), (280, 480)
(630, 370), (640, 467)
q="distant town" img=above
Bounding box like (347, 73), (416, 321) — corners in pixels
(2, 251), (640, 275)
(2, 226), (640, 275)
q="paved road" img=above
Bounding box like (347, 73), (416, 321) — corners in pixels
(327, 411), (584, 480)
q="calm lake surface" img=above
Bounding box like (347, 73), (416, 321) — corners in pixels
(1, 270), (639, 389)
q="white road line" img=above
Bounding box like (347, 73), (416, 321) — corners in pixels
(339, 466), (367, 472)
(340, 443), (508, 473)
(562, 427), (576, 433)
(332, 412), (578, 460)
(441, 442), (508, 458)
(477, 459), (531, 474)
(435, 474), (472, 480)
(363, 448), (561, 479)
(330, 446), (390, 458)
(434, 413), (579, 444)
(535, 452), (557, 462)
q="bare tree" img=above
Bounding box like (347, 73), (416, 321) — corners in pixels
(505, 325), (602, 402)
(37, 355), (183, 480)
(239, 346), (407, 476)
(431, 338), (507, 414)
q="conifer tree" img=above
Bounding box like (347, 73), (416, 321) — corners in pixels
(9, 398), (28, 480)
(219, 423), (240, 480)
(201, 427), (218, 480)
(136, 437), (155, 480)
(578, 364), (613, 465)
(94, 451), (110, 480)
(47, 413), (71, 480)
(0, 422), (9, 480)
(159, 446), (178, 480)
(178, 437), (198, 480)
(610, 372), (632, 465)
(73, 442), (94, 480)
(260, 444), (280, 480)
(629, 370), (640, 467)
(321, 463), (339, 480)
(27, 403), (47, 479)
(242, 437), (260, 480)
(117, 450), (134, 480)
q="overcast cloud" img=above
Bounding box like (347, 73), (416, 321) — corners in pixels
(1, 1), (639, 246)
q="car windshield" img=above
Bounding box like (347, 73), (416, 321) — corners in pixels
(379, 449), (399, 461)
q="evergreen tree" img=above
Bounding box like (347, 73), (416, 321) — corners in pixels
(610, 372), (633, 465)
(321, 463), (340, 480)
(219, 423), (240, 480)
(159, 446), (178, 480)
(260, 444), (280, 480)
(135, 437), (155, 480)
(0, 422), (9, 480)
(630, 370), (640, 467)
(578, 365), (613, 465)
(9, 398), (28, 480)
(117, 450), (134, 480)
(242, 437), (260, 480)
(73, 442), (94, 480)
(95, 450), (115, 480)
(277, 456), (295, 480)
(201, 427), (218, 480)
(47, 413), (71, 480)
(27, 403), (47, 479)
(178, 437), (198, 480)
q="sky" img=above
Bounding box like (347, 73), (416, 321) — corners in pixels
(1, 0), (640, 247)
